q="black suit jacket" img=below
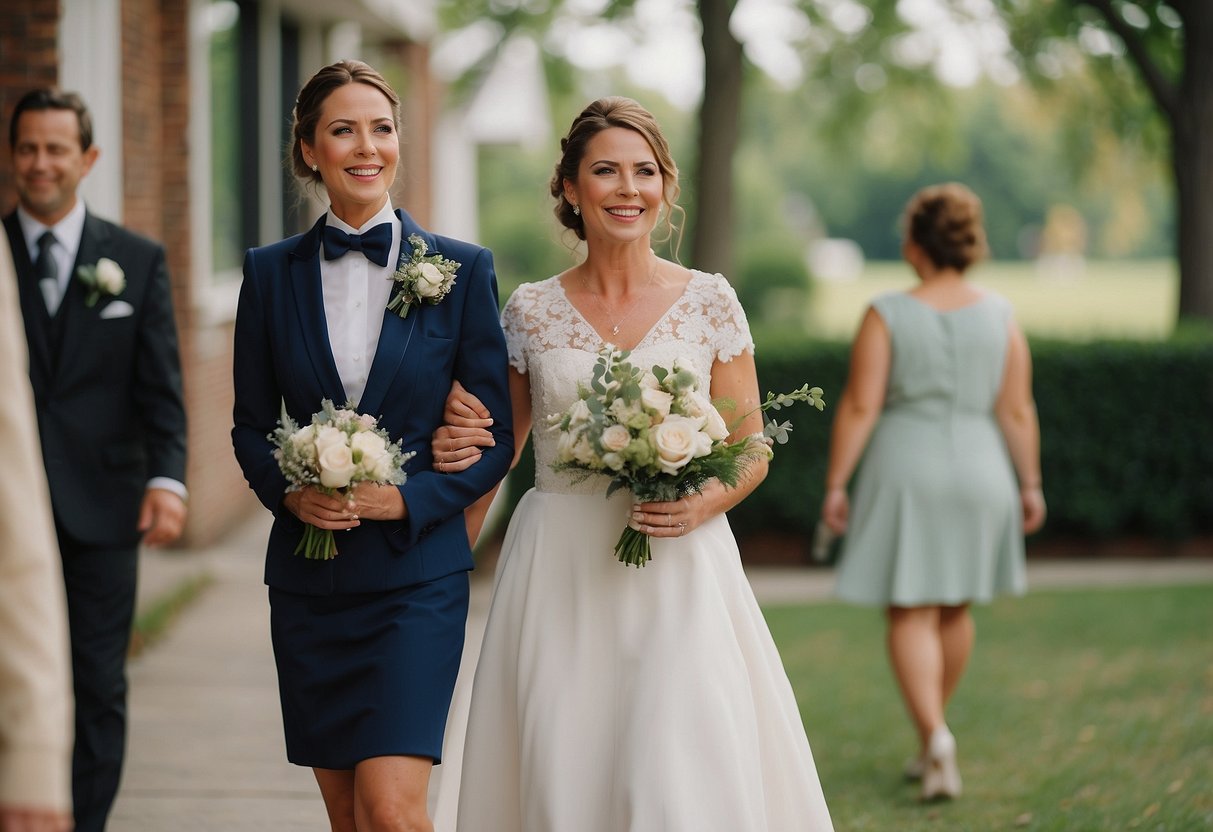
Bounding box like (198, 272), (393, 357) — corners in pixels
(3, 211), (187, 548)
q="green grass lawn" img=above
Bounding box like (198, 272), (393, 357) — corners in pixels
(807, 260), (1178, 341)
(767, 583), (1213, 831)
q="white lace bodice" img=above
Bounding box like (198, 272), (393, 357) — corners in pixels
(502, 270), (755, 495)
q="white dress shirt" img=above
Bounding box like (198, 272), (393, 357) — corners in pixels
(320, 201), (399, 407)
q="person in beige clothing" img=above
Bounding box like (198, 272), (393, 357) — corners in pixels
(0, 232), (73, 832)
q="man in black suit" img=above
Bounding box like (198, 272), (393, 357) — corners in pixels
(4, 88), (188, 832)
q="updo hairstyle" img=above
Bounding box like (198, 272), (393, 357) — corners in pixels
(903, 183), (989, 272)
(550, 97), (682, 245)
(290, 60), (401, 184)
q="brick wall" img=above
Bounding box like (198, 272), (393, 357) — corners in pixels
(0, 0), (60, 212)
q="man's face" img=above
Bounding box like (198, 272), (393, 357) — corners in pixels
(11, 108), (98, 226)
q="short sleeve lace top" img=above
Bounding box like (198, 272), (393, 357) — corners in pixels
(501, 269), (755, 495)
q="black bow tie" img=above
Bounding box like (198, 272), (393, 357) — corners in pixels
(322, 223), (393, 267)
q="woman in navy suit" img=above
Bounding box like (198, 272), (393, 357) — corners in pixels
(231, 60), (513, 832)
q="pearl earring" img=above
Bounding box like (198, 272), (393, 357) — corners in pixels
(311, 163), (318, 172)
(572, 204), (580, 216)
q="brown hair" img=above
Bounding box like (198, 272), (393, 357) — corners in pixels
(903, 183), (989, 272)
(9, 88), (94, 151)
(289, 60), (401, 183)
(550, 97), (682, 246)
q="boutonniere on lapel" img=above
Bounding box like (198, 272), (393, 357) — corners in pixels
(75, 257), (126, 307)
(386, 234), (459, 319)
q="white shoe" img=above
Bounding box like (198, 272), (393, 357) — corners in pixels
(920, 727), (962, 800)
(903, 754), (925, 781)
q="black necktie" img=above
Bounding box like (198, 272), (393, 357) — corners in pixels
(322, 223), (393, 267)
(35, 230), (61, 314)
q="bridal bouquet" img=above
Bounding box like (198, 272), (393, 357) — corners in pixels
(549, 345), (825, 567)
(269, 400), (414, 559)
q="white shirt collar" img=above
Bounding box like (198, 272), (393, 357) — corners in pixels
(324, 200), (396, 235)
(16, 199), (87, 261)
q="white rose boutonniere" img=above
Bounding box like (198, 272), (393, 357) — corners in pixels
(76, 257), (126, 307)
(387, 234), (460, 319)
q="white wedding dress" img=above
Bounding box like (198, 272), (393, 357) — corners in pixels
(432, 271), (833, 832)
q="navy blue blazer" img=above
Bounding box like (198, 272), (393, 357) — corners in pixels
(231, 209), (513, 595)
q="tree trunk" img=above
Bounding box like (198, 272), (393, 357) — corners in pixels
(690, 0), (743, 276)
(1173, 4), (1213, 324)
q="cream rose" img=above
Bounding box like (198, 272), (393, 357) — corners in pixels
(312, 425), (346, 458)
(351, 430), (388, 471)
(599, 424), (631, 453)
(318, 442), (357, 488)
(652, 415), (711, 474)
(414, 262), (446, 298)
(368, 450), (395, 481)
(641, 387), (674, 419)
(683, 391), (730, 441)
(95, 258), (126, 295)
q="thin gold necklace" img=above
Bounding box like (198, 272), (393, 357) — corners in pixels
(581, 255), (660, 338)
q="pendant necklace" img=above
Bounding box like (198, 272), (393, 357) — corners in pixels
(582, 255), (659, 338)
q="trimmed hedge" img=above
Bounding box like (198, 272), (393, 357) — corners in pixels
(499, 332), (1213, 551)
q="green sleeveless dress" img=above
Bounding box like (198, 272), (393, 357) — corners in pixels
(834, 291), (1027, 607)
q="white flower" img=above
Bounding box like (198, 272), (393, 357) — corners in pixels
(413, 262), (446, 298)
(640, 387), (674, 418)
(369, 450), (396, 481)
(571, 435), (596, 466)
(555, 429), (579, 463)
(289, 425), (315, 451)
(639, 371), (661, 391)
(601, 452), (625, 471)
(312, 425), (346, 458)
(682, 391), (730, 441)
(95, 258), (126, 295)
(387, 234), (460, 319)
(600, 424), (631, 453)
(317, 442), (358, 488)
(568, 399), (592, 425)
(652, 415), (711, 474)
(350, 430), (387, 471)
(609, 396), (642, 423)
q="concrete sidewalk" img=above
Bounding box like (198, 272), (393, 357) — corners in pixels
(108, 512), (1213, 831)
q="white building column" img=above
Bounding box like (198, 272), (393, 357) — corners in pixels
(59, 0), (123, 223)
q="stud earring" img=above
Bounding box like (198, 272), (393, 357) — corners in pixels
(572, 204), (580, 216)
(311, 163), (318, 172)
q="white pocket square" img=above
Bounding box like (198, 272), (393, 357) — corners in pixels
(99, 300), (134, 319)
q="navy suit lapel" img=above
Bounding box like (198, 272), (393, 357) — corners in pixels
(358, 209), (426, 418)
(289, 215), (348, 404)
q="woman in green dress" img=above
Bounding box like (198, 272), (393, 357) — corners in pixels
(821, 183), (1046, 801)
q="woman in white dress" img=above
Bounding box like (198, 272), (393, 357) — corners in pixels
(431, 97), (834, 831)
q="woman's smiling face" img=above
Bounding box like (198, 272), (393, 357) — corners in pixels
(565, 127), (664, 248)
(301, 81), (400, 227)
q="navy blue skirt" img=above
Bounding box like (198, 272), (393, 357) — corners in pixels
(268, 571), (469, 769)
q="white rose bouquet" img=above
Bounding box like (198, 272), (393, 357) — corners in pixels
(269, 400), (415, 559)
(387, 234), (459, 318)
(76, 257), (126, 307)
(549, 345), (825, 567)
